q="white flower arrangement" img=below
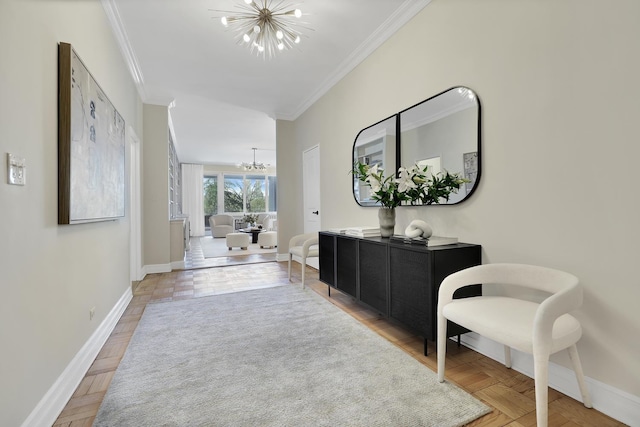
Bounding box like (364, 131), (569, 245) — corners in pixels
(353, 161), (468, 208)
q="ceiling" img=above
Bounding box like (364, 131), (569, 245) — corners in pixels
(105, 0), (431, 167)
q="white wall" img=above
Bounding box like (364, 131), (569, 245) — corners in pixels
(283, 0), (640, 403)
(0, 1), (141, 425)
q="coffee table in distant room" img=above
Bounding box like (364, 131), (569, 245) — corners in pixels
(239, 228), (262, 244)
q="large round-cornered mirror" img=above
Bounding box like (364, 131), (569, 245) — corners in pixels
(352, 86), (481, 206)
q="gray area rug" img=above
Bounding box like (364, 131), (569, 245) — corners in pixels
(94, 285), (490, 426)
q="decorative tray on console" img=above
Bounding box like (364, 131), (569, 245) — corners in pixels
(390, 235), (458, 247)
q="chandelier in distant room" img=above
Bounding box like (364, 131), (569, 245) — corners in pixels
(214, 0), (309, 59)
(240, 148), (267, 171)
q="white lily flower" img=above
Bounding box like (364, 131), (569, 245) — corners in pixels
(396, 167), (417, 193)
(367, 163), (380, 176)
(366, 174), (382, 192)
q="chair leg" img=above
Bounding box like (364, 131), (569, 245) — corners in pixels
(437, 313), (447, 383)
(568, 344), (593, 408)
(504, 345), (512, 368)
(533, 355), (550, 427)
(288, 254), (292, 282)
(301, 256), (306, 288)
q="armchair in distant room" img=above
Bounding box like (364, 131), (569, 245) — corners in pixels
(209, 214), (235, 238)
(257, 213), (276, 231)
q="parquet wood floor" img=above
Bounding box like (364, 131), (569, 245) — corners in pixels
(53, 258), (625, 426)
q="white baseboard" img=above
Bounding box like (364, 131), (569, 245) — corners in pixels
(144, 261), (183, 272)
(458, 333), (640, 426)
(21, 287), (132, 427)
(171, 260), (185, 270)
(143, 263), (172, 274)
(276, 253), (288, 262)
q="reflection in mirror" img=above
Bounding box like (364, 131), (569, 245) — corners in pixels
(399, 87), (480, 205)
(352, 115), (397, 206)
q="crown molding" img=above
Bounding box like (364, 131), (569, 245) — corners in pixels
(101, 0), (147, 102)
(275, 0), (432, 121)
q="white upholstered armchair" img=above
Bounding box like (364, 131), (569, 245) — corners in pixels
(209, 214), (235, 238)
(256, 213), (275, 231)
(437, 263), (592, 427)
(288, 232), (319, 288)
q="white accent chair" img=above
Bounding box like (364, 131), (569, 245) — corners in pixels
(209, 214), (235, 238)
(288, 232), (319, 288)
(437, 263), (592, 427)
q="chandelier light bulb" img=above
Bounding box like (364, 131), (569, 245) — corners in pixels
(294, 35), (301, 44)
(221, 16), (228, 26)
(244, 0), (253, 4)
(257, 45), (264, 52)
(278, 43), (284, 50)
(253, 25), (261, 34)
(243, 33), (251, 43)
(276, 30), (283, 39)
(294, 9), (302, 18)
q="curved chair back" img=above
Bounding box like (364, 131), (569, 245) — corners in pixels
(439, 263), (582, 314)
(211, 214), (234, 227)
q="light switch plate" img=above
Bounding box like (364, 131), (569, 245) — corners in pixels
(7, 153), (26, 185)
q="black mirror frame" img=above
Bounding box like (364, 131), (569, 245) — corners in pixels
(352, 86), (481, 207)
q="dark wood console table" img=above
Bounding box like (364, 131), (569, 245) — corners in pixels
(318, 231), (481, 355)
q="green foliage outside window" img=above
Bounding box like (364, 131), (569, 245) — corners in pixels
(203, 176), (217, 215)
(204, 174), (275, 220)
(246, 179), (266, 213)
(224, 176), (244, 213)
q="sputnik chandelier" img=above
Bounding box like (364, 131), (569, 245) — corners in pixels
(240, 148), (267, 171)
(214, 0), (309, 59)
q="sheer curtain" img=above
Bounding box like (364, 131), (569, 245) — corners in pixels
(182, 164), (204, 237)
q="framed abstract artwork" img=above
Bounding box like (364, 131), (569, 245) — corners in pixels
(58, 42), (125, 224)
